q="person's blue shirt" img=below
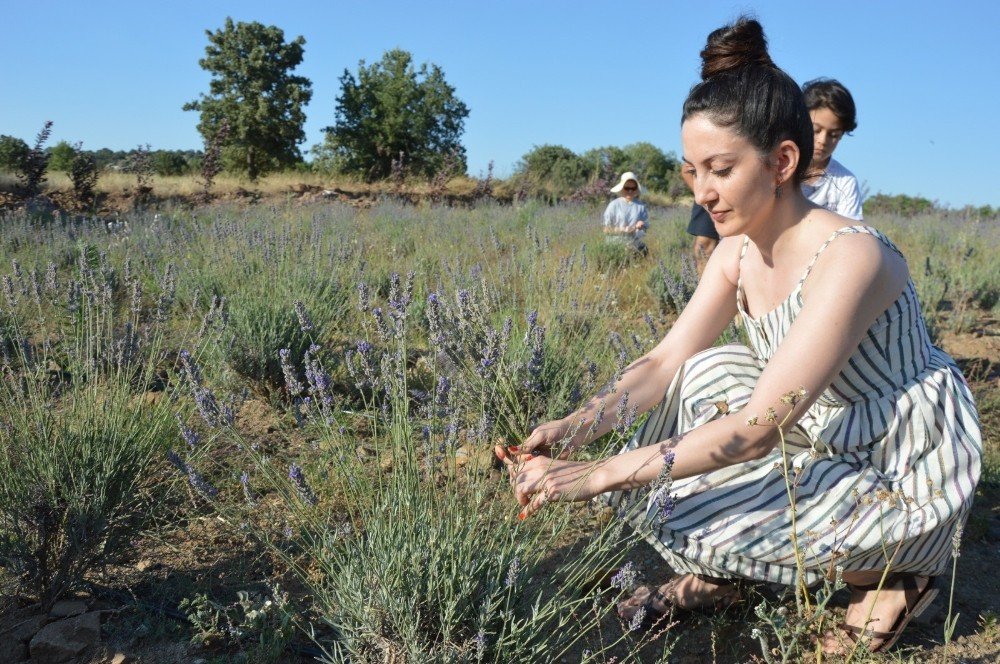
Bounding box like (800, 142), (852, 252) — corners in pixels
(602, 197), (648, 233)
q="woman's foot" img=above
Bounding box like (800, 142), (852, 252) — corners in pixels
(822, 574), (935, 654)
(616, 573), (742, 624)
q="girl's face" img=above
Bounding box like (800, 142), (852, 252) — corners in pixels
(809, 107), (845, 166)
(681, 114), (779, 238)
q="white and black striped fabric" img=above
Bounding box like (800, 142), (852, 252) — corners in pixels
(610, 225), (982, 586)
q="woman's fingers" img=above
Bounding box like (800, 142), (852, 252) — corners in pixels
(518, 486), (550, 520)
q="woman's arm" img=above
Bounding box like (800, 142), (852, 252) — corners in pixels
(522, 236), (742, 454)
(595, 234), (906, 487)
(512, 233), (909, 514)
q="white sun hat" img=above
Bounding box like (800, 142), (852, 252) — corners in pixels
(610, 171), (643, 194)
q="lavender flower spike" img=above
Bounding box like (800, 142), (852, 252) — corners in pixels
(288, 463), (318, 506)
(294, 300), (314, 333)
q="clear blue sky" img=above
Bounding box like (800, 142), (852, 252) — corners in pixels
(3, 1), (998, 207)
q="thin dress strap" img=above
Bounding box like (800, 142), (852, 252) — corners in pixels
(796, 224), (887, 288)
(735, 236), (752, 315)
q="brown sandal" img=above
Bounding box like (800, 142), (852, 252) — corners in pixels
(838, 574), (938, 652)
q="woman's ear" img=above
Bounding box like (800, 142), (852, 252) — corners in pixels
(772, 139), (800, 184)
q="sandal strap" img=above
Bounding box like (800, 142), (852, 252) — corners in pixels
(850, 574), (936, 614)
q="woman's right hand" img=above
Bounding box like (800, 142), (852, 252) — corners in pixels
(520, 417), (576, 458)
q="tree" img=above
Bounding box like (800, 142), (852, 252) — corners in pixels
(0, 135), (30, 172)
(184, 18), (312, 181)
(322, 49), (470, 181)
(513, 145), (588, 197)
(580, 142), (679, 193)
(152, 151), (192, 176)
(48, 141), (77, 172)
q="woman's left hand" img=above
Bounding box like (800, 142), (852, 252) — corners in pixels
(494, 446), (605, 519)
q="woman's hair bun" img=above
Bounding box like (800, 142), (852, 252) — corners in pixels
(700, 17), (774, 80)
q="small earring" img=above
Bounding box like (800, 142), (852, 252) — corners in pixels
(774, 182), (783, 199)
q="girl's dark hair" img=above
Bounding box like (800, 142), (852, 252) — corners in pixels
(682, 17), (814, 184)
(802, 78), (857, 133)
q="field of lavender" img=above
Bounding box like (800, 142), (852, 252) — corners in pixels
(0, 200), (997, 664)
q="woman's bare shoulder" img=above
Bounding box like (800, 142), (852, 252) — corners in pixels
(715, 235), (745, 287)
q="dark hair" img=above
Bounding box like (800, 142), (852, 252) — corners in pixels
(682, 17), (813, 184)
(802, 78), (857, 133)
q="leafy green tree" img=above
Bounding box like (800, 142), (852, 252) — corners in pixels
(513, 145), (588, 197)
(153, 151), (192, 176)
(580, 142), (678, 192)
(0, 135), (30, 172)
(48, 140), (77, 172)
(184, 18), (312, 181)
(322, 49), (470, 180)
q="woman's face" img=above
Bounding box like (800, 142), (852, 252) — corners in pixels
(809, 107), (845, 167)
(681, 114), (777, 237)
(622, 180), (639, 200)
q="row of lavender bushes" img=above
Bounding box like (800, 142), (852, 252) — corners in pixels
(1, 200), (997, 661)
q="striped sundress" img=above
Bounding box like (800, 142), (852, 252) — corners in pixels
(611, 225), (982, 586)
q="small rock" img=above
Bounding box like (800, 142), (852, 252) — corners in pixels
(109, 654), (130, 664)
(454, 444), (496, 470)
(49, 600), (88, 618)
(135, 559), (163, 572)
(29, 611), (101, 663)
(140, 391), (163, 407)
(6, 613), (49, 643)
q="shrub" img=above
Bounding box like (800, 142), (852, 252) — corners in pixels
(124, 143), (155, 194)
(0, 134), (30, 173)
(47, 140), (76, 172)
(215, 296), (661, 664)
(865, 193), (938, 217)
(69, 142), (99, 205)
(222, 276), (347, 396)
(590, 240), (638, 272)
(16, 120), (53, 198)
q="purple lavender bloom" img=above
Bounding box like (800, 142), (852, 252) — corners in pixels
(627, 606), (648, 632)
(2, 275), (16, 309)
(505, 556), (521, 588)
(434, 376), (451, 406)
(279, 348), (303, 397)
(371, 307), (391, 341)
(176, 414), (200, 450)
(44, 262), (57, 293)
(425, 292), (447, 347)
(523, 324), (545, 392)
(610, 561), (638, 591)
(294, 300), (314, 333)
(356, 281), (371, 314)
(166, 449), (186, 473)
(240, 471), (258, 507)
(188, 467), (219, 499)
(477, 327), (500, 377)
(288, 463), (318, 506)
(656, 493), (677, 523)
(166, 450), (217, 499)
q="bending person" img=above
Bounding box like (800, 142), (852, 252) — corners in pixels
(603, 171), (649, 256)
(500, 16), (980, 656)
